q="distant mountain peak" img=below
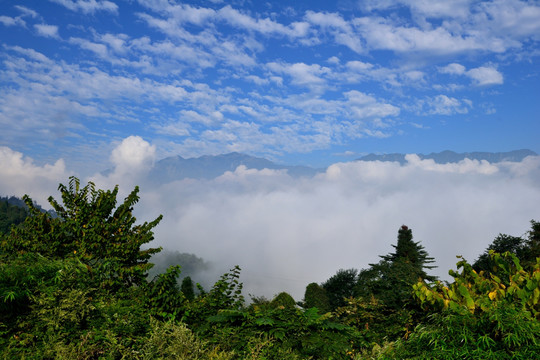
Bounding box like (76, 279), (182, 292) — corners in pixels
(149, 152), (321, 183)
(356, 149), (537, 164)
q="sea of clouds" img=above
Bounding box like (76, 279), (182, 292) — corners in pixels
(2, 136), (540, 300)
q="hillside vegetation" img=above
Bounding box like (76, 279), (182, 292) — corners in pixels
(1, 178), (538, 359)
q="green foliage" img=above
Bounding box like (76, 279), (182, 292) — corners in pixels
(145, 265), (185, 320)
(303, 282), (331, 313)
(473, 220), (540, 274)
(522, 219), (540, 270)
(181, 275), (196, 301)
(270, 292), (296, 309)
(334, 296), (410, 345)
(0, 197), (28, 235)
(353, 226), (438, 342)
(1, 176), (163, 289)
(357, 226), (437, 310)
(323, 268), (358, 311)
(414, 252), (540, 317)
(204, 305), (366, 359)
(182, 266), (245, 327)
(0, 253), (84, 330)
(401, 252), (540, 359)
(380, 225), (436, 282)
(137, 318), (235, 359)
(2, 179), (538, 359)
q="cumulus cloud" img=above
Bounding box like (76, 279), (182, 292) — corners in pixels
(440, 63), (466, 75)
(466, 66), (504, 86)
(34, 24), (60, 38)
(440, 63), (503, 86)
(0, 146), (68, 205)
(110, 136), (156, 174)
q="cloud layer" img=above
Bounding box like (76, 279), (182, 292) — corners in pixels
(2, 139), (539, 299)
(89, 139), (540, 299)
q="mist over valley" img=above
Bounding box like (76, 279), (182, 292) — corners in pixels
(2, 141), (539, 300)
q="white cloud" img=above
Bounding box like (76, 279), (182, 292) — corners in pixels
(362, 0), (473, 20)
(0, 147), (68, 206)
(355, 16), (495, 55)
(344, 90), (400, 118)
(218, 5), (309, 38)
(266, 62), (331, 90)
(466, 66), (504, 86)
(110, 136), (156, 173)
(34, 24), (59, 38)
(476, 0), (540, 39)
(440, 63), (466, 75)
(14, 5), (39, 18)
(417, 94), (472, 115)
(304, 11), (363, 53)
(440, 63), (503, 86)
(3, 142), (539, 300)
(0, 16), (26, 27)
(69, 37), (110, 57)
(129, 155), (540, 300)
(49, 0), (118, 14)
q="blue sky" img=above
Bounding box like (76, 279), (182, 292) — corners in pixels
(1, 0), (540, 174)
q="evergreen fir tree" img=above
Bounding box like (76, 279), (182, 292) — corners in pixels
(356, 225), (437, 310)
(380, 225), (437, 282)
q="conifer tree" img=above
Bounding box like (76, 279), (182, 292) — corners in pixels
(356, 225), (437, 310)
(380, 225), (437, 282)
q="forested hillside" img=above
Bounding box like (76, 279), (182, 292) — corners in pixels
(0, 197), (28, 235)
(1, 178), (538, 359)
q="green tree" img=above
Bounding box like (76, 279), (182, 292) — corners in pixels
(181, 276), (196, 301)
(473, 220), (540, 273)
(356, 225), (437, 308)
(354, 226), (437, 340)
(271, 292), (296, 309)
(473, 234), (525, 273)
(1, 177), (162, 289)
(522, 220), (540, 270)
(303, 282), (331, 313)
(322, 268), (358, 311)
(0, 197), (28, 235)
(380, 225), (436, 282)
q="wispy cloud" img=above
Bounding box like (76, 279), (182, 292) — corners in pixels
(49, 0), (118, 14)
(0, 15), (26, 27)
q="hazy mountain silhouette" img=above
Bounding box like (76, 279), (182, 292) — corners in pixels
(356, 149), (537, 165)
(151, 152), (322, 183)
(113, 150), (538, 184)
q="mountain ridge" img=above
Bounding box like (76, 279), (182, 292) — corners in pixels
(140, 149), (538, 183)
(151, 152), (321, 183)
(356, 149), (537, 165)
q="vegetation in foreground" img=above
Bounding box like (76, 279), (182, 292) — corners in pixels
(1, 177), (538, 359)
